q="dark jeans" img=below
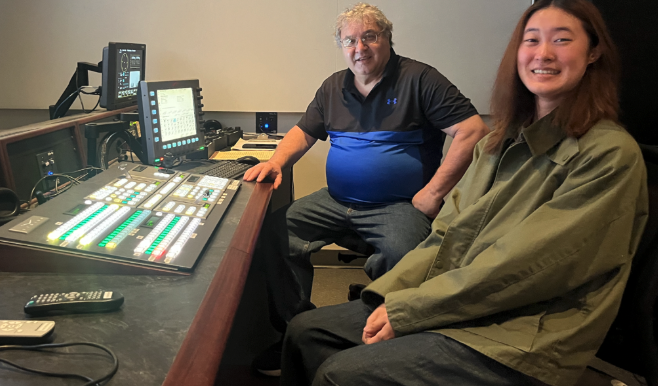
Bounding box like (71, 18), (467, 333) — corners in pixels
(281, 301), (549, 386)
(256, 188), (431, 332)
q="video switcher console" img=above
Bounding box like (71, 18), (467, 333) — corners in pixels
(0, 163), (241, 273)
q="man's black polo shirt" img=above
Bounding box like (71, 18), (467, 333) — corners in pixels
(297, 49), (477, 204)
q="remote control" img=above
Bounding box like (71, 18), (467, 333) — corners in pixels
(0, 320), (55, 345)
(24, 291), (124, 315)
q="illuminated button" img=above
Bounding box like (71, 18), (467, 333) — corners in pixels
(134, 214), (175, 254)
(152, 110), (156, 115)
(114, 179), (128, 187)
(124, 182), (136, 189)
(79, 206), (131, 246)
(160, 182), (177, 195)
(167, 144), (171, 149)
(185, 206), (197, 216)
(105, 197), (112, 202)
(174, 204), (186, 214)
(172, 143), (177, 148)
(154, 128), (159, 133)
(152, 216), (190, 259)
(187, 139), (191, 144)
(47, 202), (105, 240)
(135, 183), (146, 191)
(144, 194), (163, 209)
(65, 204), (120, 243)
(151, 101), (155, 105)
(150, 91), (155, 96)
(177, 141), (182, 146)
(187, 195), (193, 199)
(153, 119), (158, 124)
(163, 145), (167, 150)
(155, 137), (160, 142)
(114, 199), (121, 203)
(162, 201), (176, 212)
(110, 194), (117, 198)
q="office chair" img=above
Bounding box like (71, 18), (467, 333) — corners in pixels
(596, 144), (658, 386)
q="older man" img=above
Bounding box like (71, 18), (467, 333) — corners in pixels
(244, 3), (488, 375)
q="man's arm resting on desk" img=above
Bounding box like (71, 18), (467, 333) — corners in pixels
(243, 125), (318, 189)
(412, 115), (490, 218)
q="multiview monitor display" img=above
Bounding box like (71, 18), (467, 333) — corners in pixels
(116, 48), (143, 100)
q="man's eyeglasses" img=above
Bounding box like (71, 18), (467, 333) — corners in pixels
(341, 32), (381, 48)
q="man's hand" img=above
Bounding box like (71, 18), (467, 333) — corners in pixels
(362, 304), (395, 344)
(243, 161), (283, 189)
(412, 185), (443, 218)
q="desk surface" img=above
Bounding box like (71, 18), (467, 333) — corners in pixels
(0, 173), (273, 385)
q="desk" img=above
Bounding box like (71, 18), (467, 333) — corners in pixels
(0, 174), (273, 385)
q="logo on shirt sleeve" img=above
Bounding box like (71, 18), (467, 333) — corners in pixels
(387, 98), (398, 105)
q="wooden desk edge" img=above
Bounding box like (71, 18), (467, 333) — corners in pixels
(162, 181), (274, 386)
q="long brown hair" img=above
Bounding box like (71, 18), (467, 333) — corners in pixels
(486, 0), (620, 153)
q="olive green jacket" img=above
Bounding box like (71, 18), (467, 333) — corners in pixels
(362, 117), (648, 386)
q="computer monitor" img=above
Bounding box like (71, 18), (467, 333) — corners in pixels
(100, 42), (146, 111)
(137, 79), (205, 165)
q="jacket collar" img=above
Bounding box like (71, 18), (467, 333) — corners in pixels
(522, 113), (579, 166)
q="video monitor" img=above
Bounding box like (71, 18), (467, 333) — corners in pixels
(137, 79), (205, 165)
(100, 42), (146, 111)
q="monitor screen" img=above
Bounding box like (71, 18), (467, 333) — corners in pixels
(157, 88), (197, 143)
(137, 80), (205, 165)
(115, 48), (144, 101)
(101, 42), (146, 111)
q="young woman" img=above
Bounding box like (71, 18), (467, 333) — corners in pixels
(280, 1), (648, 385)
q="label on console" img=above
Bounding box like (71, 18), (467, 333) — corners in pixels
(9, 216), (49, 234)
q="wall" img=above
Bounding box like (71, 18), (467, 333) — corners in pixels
(0, 0), (530, 114)
(0, 0), (524, 197)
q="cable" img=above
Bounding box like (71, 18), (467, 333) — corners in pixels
(52, 86), (100, 119)
(87, 95), (101, 114)
(26, 167), (103, 208)
(27, 174), (79, 209)
(79, 88), (101, 114)
(0, 342), (118, 386)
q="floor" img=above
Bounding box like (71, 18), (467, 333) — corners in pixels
(221, 265), (647, 386)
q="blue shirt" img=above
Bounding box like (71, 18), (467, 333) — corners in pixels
(297, 50), (478, 204)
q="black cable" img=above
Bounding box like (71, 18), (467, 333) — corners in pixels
(26, 167), (103, 208)
(27, 174), (79, 209)
(87, 95), (101, 114)
(78, 88), (101, 114)
(0, 342), (119, 386)
(52, 87), (84, 119)
(53, 87), (100, 119)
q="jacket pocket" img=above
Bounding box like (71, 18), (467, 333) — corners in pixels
(461, 311), (546, 352)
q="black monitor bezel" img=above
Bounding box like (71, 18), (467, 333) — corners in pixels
(137, 79), (205, 165)
(101, 42), (146, 111)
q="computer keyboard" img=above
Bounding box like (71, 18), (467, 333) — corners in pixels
(199, 160), (253, 179)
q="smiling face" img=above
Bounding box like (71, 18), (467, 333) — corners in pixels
(517, 7), (599, 118)
(341, 20), (391, 83)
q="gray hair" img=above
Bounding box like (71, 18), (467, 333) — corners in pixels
(334, 3), (393, 48)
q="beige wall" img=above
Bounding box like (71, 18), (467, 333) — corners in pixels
(0, 0), (530, 114)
